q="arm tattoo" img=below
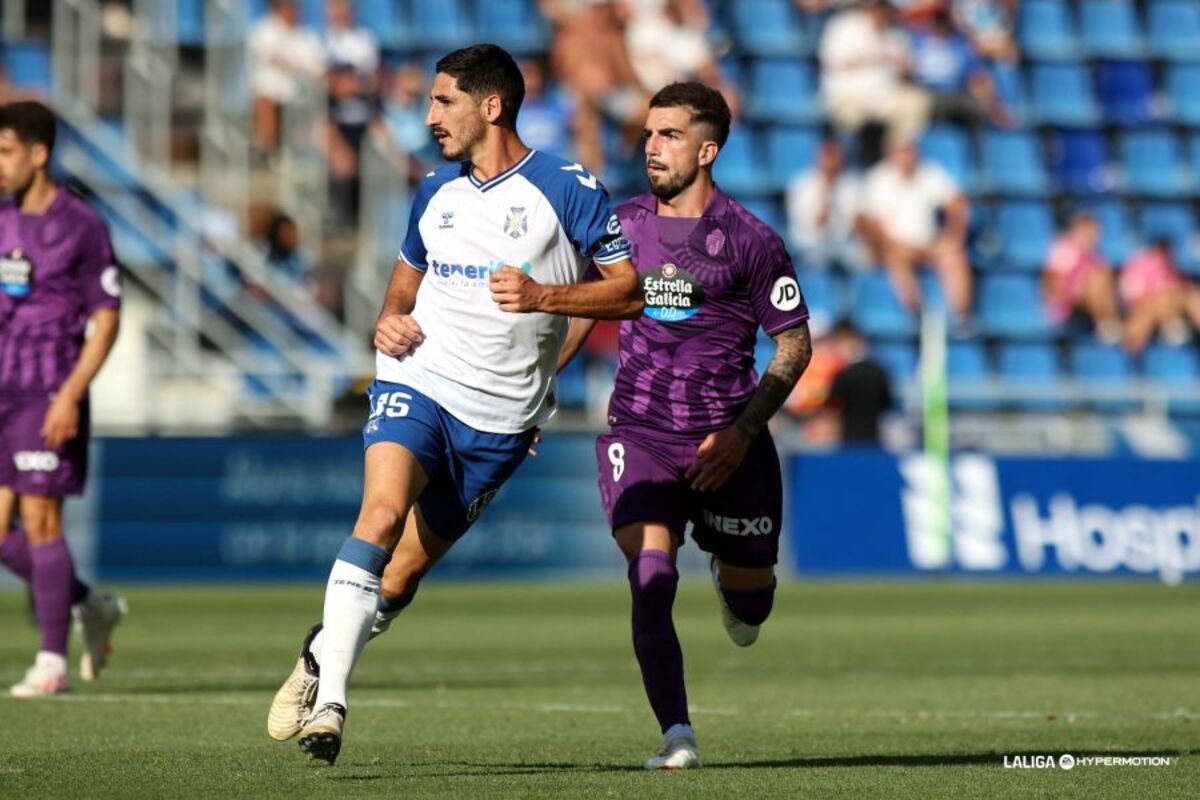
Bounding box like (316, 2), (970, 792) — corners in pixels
(734, 323), (813, 439)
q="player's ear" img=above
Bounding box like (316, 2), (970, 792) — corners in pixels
(481, 93), (504, 124)
(30, 142), (49, 170)
(697, 140), (719, 168)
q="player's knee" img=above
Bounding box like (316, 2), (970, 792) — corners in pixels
(354, 503), (407, 549)
(628, 550), (678, 604)
(720, 582), (777, 627)
(19, 509), (63, 544)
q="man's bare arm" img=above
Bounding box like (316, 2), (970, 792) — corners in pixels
(375, 259), (427, 356)
(490, 258), (643, 320)
(733, 322), (814, 440)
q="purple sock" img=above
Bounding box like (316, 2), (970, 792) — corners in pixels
(31, 539), (83, 656)
(629, 550), (689, 733)
(720, 580), (777, 626)
(0, 525), (33, 582)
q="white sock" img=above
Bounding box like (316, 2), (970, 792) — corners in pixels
(309, 601), (412, 669)
(312, 538), (390, 710)
(35, 651), (68, 675)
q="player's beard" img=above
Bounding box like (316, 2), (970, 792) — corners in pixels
(647, 162), (699, 201)
(438, 115), (487, 162)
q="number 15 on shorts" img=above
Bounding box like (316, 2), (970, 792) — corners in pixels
(370, 391), (412, 420)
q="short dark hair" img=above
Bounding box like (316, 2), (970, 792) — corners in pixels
(0, 100), (57, 154)
(436, 43), (525, 126)
(648, 81), (731, 147)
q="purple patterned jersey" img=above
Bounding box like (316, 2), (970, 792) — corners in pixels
(607, 189), (808, 437)
(0, 190), (121, 397)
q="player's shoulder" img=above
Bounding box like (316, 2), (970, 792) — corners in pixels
(415, 161), (469, 197)
(518, 150), (608, 200)
(58, 188), (109, 233)
(717, 191), (789, 261)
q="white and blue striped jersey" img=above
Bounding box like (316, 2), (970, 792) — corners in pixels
(382, 150), (631, 434)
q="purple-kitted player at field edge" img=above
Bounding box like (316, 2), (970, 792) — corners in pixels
(0, 101), (127, 697)
(560, 82), (813, 770)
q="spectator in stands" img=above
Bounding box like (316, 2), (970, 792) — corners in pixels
(826, 321), (893, 447)
(324, 1), (382, 227)
(516, 59), (576, 160)
(953, 0), (1019, 62)
(539, 0), (648, 174)
(621, 0), (739, 108)
(264, 211), (312, 289)
(859, 140), (973, 322)
(784, 319), (847, 445)
(1119, 238), (1200, 354)
(249, 0), (326, 157)
(785, 139), (866, 270)
(1043, 213), (1123, 345)
(906, 9), (1010, 126)
(819, 0), (928, 166)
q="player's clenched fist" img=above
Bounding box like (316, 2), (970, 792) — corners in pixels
(490, 265), (547, 313)
(374, 313), (424, 356)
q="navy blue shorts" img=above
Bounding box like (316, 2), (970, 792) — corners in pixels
(363, 380), (536, 540)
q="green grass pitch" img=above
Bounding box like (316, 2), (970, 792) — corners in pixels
(1, 581), (1197, 799)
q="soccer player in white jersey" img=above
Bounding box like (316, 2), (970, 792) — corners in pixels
(266, 43), (641, 765)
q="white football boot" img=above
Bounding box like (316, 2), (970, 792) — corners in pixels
(298, 702), (346, 765)
(72, 591), (127, 681)
(645, 724), (702, 770)
(10, 651), (69, 698)
(267, 624), (323, 741)
(709, 555), (760, 647)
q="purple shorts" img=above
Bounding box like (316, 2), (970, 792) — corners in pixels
(0, 395), (89, 496)
(596, 427), (782, 568)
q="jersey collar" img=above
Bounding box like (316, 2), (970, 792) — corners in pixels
(465, 149), (537, 192)
(632, 186), (731, 219)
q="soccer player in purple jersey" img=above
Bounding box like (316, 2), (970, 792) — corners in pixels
(559, 82), (813, 769)
(0, 101), (127, 697)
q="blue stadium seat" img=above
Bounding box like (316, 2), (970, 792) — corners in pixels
(1030, 63), (1100, 126)
(1148, 0), (1200, 61)
(850, 273), (916, 337)
(175, 0), (205, 45)
(414, 0), (473, 50)
(1144, 345), (1200, 413)
(920, 125), (975, 192)
(766, 126), (820, 182)
(987, 61), (1028, 124)
(1018, 0), (1079, 59)
(712, 127), (773, 194)
(1121, 130), (1187, 197)
(980, 130), (1049, 194)
(795, 271), (843, 329)
(978, 274), (1053, 338)
(1071, 343), (1136, 411)
(1190, 133), (1200, 179)
(476, 0), (549, 54)
(1096, 60), (1155, 125)
(1085, 199), (1136, 264)
(556, 354), (588, 409)
(731, 0), (808, 56)
(1047, 129), (1110, 193)
(356, 0), (406, 49)
(917, 272), (947, 314)
(872, 341), (917, 385)
(947, 340), (996, 411)
(299, 0), (325, 31)
(1139, 203), (1198, 273)
(4, 42), (51, 93)
(997, 342), (1063, 410)
(1080, 0), (1144, 58)
(747, 58), (819, 124)
(1166, 65), (1200, 125)
(994, 200), (1055, 271)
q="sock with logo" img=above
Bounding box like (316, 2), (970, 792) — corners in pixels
(30, 538), (84, 656)
(628, 549), (690, 733)
(312, 537), (390, 711)
(308, 587), (416, 668)
(0, 525), (33, 581)
(719, 579), (777, 626)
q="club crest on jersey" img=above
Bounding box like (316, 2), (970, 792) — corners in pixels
(439, 211), (455, 229)
(705, 228), (726, 257)
(503, 207), (528, 239)
(0, 249), (34, 298)
(643, 262), (705, 322)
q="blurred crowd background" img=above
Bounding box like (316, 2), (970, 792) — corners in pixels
(2, 0), (1200, 457)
